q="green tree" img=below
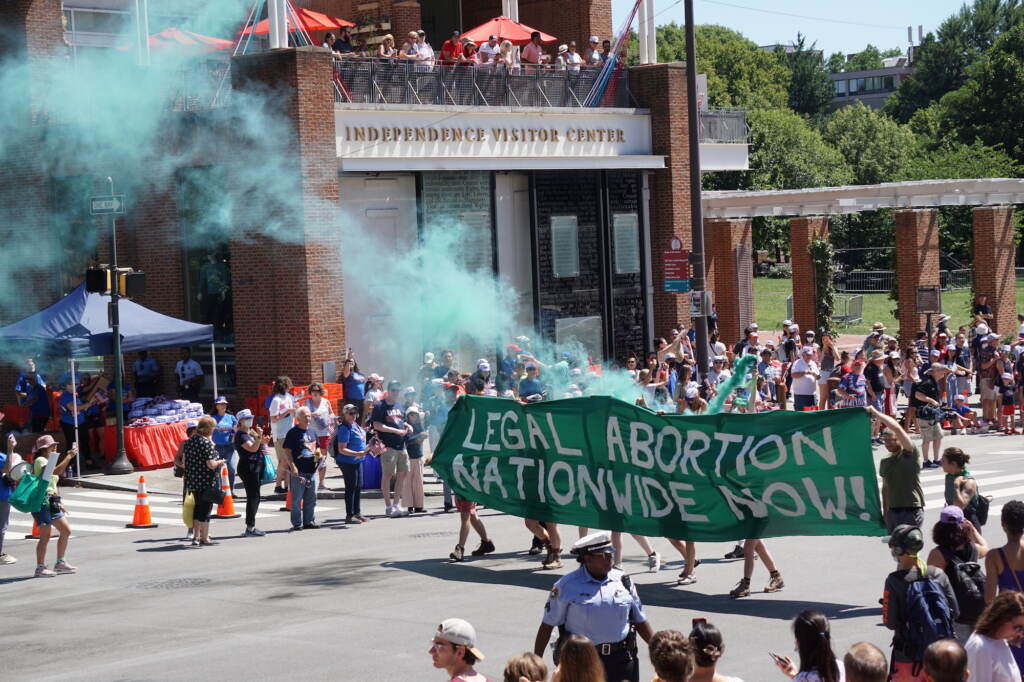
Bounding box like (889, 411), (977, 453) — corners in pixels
(884, 0), (1024, 122)
(776, 34), (834, 118)
(629, 23), (791, 110)
(880, 47), (905, 58)
(825, 51), (846, 73)
(935, 23), (1024, 164)
(821, 103), (916, 185)
(843, 44), (884, 71)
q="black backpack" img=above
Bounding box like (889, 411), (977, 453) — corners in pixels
(939, 546), (986, 625)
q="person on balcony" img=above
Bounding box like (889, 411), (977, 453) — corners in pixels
(400, 31), (419, 60)
(414, 29), (435, 70)
(520, 31), (548, 68)
(440, 29), (463, 65)
(378, 33), (396, 59)
(584, 36), (602, 65)
(331, 27), (353, 55)
(563, 41), (582, 73)
(478, 34), (500, 65)
(459, 38), (479, 66)
(496, 40), (516, 71)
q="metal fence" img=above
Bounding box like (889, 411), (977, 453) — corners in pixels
(331, 58), (630, 108)
(785, 294), (863, 327)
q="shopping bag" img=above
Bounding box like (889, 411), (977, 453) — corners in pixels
(10, 473), (49, 514)
(261, 452), (277, 485)
(182, 492), (195, 528)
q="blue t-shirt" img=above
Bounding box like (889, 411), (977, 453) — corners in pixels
(0, 452), (12, 501)
(25, 383), (51, 417)
(519, 377), (543, 398)
(212, 412), (237, 446)
(332, 422), (367, 465)
(343, 372), (366, 401)
(406, 422), (426, 459)
(15, 372), (45, 396)
(283, 426), (317, 474)
(370, 399), (406, 450)
(59, 390), (85, 426)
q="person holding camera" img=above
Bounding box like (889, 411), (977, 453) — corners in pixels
(0, 432), (21, 565)
(182, 416), (225, 547)
(30, 435), (78, 577)
(912, 364), (953, 469)
(233, 409), (269, 537)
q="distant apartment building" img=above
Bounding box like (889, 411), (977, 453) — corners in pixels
(829, 55), (913, 110)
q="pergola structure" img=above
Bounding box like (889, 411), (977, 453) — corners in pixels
(700, 178), (1024, 341)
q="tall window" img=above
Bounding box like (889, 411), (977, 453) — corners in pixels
(51, 175), (98, 294)
(177, 167), (233, 343)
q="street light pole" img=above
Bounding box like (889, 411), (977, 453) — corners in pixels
(684, 0), (710, 378)
(106, 176), (133, 475)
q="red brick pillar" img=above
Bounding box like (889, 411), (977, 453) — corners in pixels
(705, 218), (753, 343)
(789, 216), (829, 333)
(230, 47), (345, 399)
(973, 206), (1016, 336)
(895, 209), (940, 338)
(628, 63), (693, 335)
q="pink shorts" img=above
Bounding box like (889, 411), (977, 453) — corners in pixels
(1003, 404), (1017, 416)
(454, 496), (477, 513)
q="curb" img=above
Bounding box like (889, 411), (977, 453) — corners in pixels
(62, 476), (179, 496)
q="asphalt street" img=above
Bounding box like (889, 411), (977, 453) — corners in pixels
(4, 430), (1024, 682)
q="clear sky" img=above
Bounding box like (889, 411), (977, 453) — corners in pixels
(611, 0), (968, 57)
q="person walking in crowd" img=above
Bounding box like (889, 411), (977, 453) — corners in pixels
(28, 435), (78, 577)
(728, 538), (784, 598)
(771, 610), (843, 682)
(871, 406), (925, 532)
(983, 500), (1024, 671)
(882, 524), (959, 681)
(551, 635), (605, 682)
(534, 531), (653, 682)
(233, 408), (268, 537)
(182, 416), (225, 548)
(927, 505), (989, 641)
(303, 382), (334, 489)
(941, 448), (985, 528)
(373, 380), (412, 518)
(210, 396), (237, 489)
(965, 591), (1024, 681)
(913, 363), (952, 467)
(688, 619), (744, 682)
(503, 652), (547, 682)
(923, 639), (968, 682)
(174, 347), (203, 402)
(0, 432), (19, 565)
(332, 404), (368, 525)
(449, 485), (494, 562)
(269, 376), (296, 494)
(283, 406), (320, 531)
(648, 630), (694, 682)
(843, 642), (887, 682)
(429, 617), (490, 682)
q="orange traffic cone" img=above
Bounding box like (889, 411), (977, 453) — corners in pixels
(24, 519), (39, 539)
(279, 487), (291, 512)
(126, 475), (158, 528)
(212, 466), (240, 519)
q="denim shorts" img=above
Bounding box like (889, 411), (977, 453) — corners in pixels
(31, 500), (65, 526)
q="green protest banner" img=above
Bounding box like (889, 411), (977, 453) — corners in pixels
(431, 396), (886, 541)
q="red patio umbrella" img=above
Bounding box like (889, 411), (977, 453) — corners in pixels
(242, 7), (354, 35)
(460, 16), (557, 47)
(117, 27), (234, 54)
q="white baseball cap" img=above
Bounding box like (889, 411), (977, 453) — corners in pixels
(788, 325), (799, 333)
(424, 352), (435, 364)
(800, 346), (813, 355)
(685, 386), (699, 399)
(589, 35), (599, 43)
(434, 618), (485, 661)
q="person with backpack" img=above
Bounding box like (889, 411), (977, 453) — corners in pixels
(965, 591), (1024, 682)
(927, 506), (990, 642)
(883, 524), (960, 681)
(941, 448), (989, 529)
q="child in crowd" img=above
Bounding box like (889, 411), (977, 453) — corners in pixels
(999, 371), (1018, 434)
(402, 406), (428, 514)
(949, 394), (977, 434)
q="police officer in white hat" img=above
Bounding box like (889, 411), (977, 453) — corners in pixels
(533, 531), (653, 682)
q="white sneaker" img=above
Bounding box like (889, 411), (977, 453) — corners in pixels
(647, 551), (662, 573)
(35, 565), (56, 578)
(385, 505), (395, 516)
(390, 506), (408, 518)
(0, 553), (16, 565)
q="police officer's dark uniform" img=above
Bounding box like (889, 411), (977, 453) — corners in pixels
(534, 531), (652, 682)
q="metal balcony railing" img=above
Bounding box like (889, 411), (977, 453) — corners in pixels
(330, 57), (636, 109)
(698, 107), (750, 144)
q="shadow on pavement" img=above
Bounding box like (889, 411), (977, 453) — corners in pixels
(383, 559), (877, 621)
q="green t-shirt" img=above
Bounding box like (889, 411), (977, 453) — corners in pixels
(878, 446), (924, 509)
(33, 454), (59, 495)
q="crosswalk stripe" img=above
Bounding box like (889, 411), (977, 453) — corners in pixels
(60, 499), (277, 519)
(61, 491), (180, 503)
(51, 510), (185, 524)
(990, 451), (1024, 455)
(922, 473), (1024, 496)
(7, 518), (131, 534)
(919, 469), (997, 480)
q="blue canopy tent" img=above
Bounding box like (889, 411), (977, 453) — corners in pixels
(0, 285), (215, 472)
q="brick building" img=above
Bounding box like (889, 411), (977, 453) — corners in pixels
(0, 0), (749, 402)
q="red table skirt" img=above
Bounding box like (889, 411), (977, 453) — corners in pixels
(102, 421), (187, 470)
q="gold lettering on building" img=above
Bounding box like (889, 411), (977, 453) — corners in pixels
(342, 124), (626, 146)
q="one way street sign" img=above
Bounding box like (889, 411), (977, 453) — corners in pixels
(90, 195), (125, 215)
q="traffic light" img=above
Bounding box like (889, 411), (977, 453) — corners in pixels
(120, 271), (146, 299)
(85, 268), (109, 293)
(84, 267), (145, 298)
